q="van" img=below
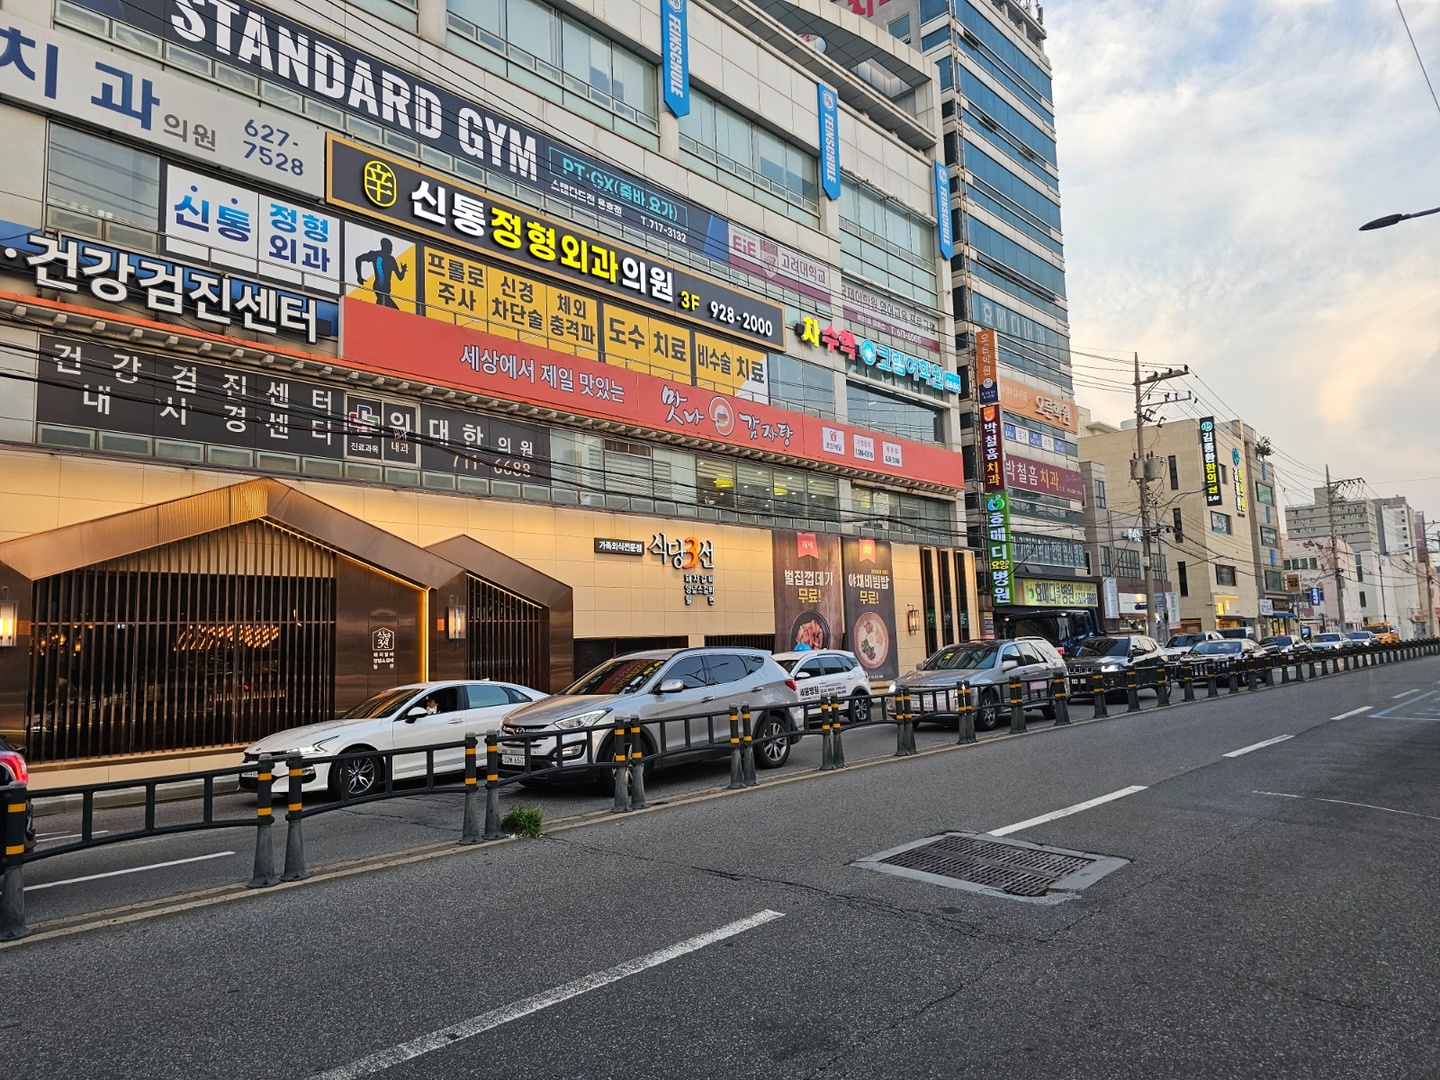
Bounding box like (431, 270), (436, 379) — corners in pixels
(1217, 627), (1257, 641)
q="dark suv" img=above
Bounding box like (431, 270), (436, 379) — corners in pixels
(1065, 635), (1167, 701)
(499, 648), (801, 791)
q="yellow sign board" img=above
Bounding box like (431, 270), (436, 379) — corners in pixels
(1019, 579), (1099, 608)
(693, 332), (768, 398)
(603, 308), (692, 383)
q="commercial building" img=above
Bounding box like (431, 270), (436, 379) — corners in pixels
(800, 0), (1084, 635)
(0, 0), (975, 781)
(1285, 492), (1434, 639)
(1080, 416), (1288, 636)
(1281, 537), (1360, 636)
(1078, 460), (1175, 634)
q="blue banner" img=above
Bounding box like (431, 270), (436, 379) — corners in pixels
(817, 84), (841, 201)
(934, 161), (954, 260)
(661, 0), (690, 118)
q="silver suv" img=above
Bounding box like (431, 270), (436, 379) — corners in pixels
(774, 649), (874, 724)
(896, 637), (1066, 731)
(499, 648), (801, 791)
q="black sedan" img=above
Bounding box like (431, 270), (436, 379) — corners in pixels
(1065, 635), (1167, 701)
(1260, 634), (1310, 659)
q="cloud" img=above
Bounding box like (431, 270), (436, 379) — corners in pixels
(1045, 0), (1440, 524)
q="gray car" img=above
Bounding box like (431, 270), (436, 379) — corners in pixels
(895, 638), (1066, 731)
(499, 647), (801, 791)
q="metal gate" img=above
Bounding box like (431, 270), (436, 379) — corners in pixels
(467, 575), (547, 691)
(26, 521), (336, 762)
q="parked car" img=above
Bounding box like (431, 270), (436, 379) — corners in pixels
(1065, 635), (1167, 701)
(1363, 623), (1400, 645)
(1217, 627), (1258, 641)
(1161, 631), (1223, 659)
(241, 680), (549, 798)
(1345, 631), (1379, 648)
(499, 648), (801, 791)
(1190, 638), (1266, 661)
(895, 638), (1066, 731)
(1309, 632), (1347, 652)
(1260, 634), (1310, 659)
(0, 736), (35, 852)
(774, 649), (874, 723)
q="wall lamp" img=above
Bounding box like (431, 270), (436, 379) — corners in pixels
(447, 602), (468, 641)
(906, 607), (920, 635)
(0, 600), (17, 648)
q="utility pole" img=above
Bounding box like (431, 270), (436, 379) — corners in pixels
(1322, 465), (1364, 632)
(1132, 354), (1189, 639)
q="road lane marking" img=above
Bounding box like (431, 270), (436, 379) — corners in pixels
(35, 830), (111, 845)
(1331, 706), (1373, 720)
(306, 909), (787, 1080)
(1254, 791), (1440, 823)
(987, 786), (1147, 837)
(23, 852), (235, 892)
(1222, 734), (1294, 758)
(1392, 689), (1421, 699)
(1373, 691), (1440, 718)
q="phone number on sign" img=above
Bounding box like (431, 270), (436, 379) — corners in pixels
(243, 120), (306, 177)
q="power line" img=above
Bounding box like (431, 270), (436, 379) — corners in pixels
(1394, 0), (1440, 123)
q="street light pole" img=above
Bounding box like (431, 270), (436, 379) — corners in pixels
(1359, 206), (1440, 231)
(1132, 354), (1187, 640)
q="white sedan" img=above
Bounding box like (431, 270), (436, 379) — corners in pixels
(241, 680), (549, 798)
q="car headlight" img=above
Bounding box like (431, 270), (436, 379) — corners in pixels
(1100, 664), (1122, 672)
(552, 709), (610, 731)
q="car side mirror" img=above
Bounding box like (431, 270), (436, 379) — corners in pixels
(404, 706), (428, 722)
(656, 679), (686, 695)
(1000, 659), (1019, 671)
(795, 670), (812, 679)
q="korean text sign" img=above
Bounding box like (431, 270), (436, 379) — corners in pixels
(1199, 417), (1223, 506)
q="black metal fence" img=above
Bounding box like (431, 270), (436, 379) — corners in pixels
(4, 637), (1437, 941)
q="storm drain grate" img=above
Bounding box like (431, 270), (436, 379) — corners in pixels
(854, 832), (1129, 904)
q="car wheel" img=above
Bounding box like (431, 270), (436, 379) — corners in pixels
(753, 712), (792, 769)
(591, 735), (657, 795)
(328, 747), (383, 799)
(975, 690), (1001, 732)
(848, 692), (872, 725)
(1040, 704), (1057, 720)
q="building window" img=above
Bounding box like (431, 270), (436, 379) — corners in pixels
(447, 0), (657, 128)
(1114, 548), (1141, 578)
(840, 182), (936, 306)
(1092, 478), (1106, 508)
(1255, 482), (1275, 506)
(1355, 558), (1364, 583)
(845, 383), (943, 444)
(1217, 463), (1229, 488)
(852, 486), (956, 544)
(888, 14), (911, 40)
(1210, 512), (1232, 535)
(1260, 526), (1279, 547)
(1172, 508), (1184, 543)
(1168, 454), (1179, 491)
(1359, 590), (1367, 608)
(1264, 570), (1284, 592)
(46, 125), (160, 248)
(1216, 565), (1238, 587)
(768, 354), (836, 419)
(680, 91), (817, 222)
(1178, 561), (1189, 597)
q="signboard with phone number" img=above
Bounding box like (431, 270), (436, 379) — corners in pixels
(326, 137), (784, 349)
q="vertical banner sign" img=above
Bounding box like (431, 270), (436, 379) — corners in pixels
(817, 84), (842, 201)
(842, 537), (898, 680)
(986, 492), (1014, 606)
(1199, 417), (1223, 506)
(980, 404), (1005, 493)
(1232, 447), (1247, 516)
(661, 0), (690, 117)
(975, 328), (999, 405)
(772, 530), (844, 652)
(934, 162), (954, 260)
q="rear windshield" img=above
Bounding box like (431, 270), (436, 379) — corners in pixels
(1166, 635), (1203, 647)
(1317, 634), (1343, 642)
(1192, 641), (1241, 655)
(1072, 638), (1127, 658)
(922, 644), (998, 670)
(563, 657), (666, 696)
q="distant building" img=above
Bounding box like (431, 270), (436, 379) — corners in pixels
(1282, 537), (1360, 635)
(1079, 461), (1174, 633)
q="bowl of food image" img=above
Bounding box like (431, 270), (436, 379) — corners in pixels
(852, 611), (889, 669)
(791, 610), (830, 650)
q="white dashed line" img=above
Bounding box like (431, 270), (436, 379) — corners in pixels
(1392, 689), (1421, 699)
(987, 786), (1148, 837)
(1331, 706), (1373, 720)
(1222, 734), (1294, 758)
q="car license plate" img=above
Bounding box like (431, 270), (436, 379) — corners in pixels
(500, 753), (526, 768)
(1028, 680), (1048, 692)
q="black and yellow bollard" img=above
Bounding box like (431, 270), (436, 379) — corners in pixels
(741, 704), (758, 786)
(460, 735), (482, 844)
(1247, 655), (1260, 692)
(1008, 676), (1027, 733)
(482, 734), (503, 840)
(1126, 669), (1140, 712)
(727, 707), (744, 789)
(819, 697), (835, 771)
(281, 753), (308, 882)
(1092, 672), (1109, 718)
(1156, 664), (1171, 707)
(611, 725), (632, 812)
(895, 692), (908, 755)
(1051, 674), (1070, 725)
(248, 753), (279, 889)
(629, 720), (648, 809)
(0, 782), (29, 940)
(958, 684), (977, 743)
(1206, 660), (1219, 698)
(831, 696), (847, 768)
(1182, 662), (1196, 702)
(1227, 659), (1241, 694)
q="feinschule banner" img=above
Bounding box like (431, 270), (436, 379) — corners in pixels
(660, 0), (689, 118)
(772, 531), (844, 653)
(817, 84), (841, 201)
(841, 537), (898, 681)
(933, 162), (954, 260)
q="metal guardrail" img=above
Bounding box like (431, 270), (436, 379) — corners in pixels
(3, 637), (1437, 941)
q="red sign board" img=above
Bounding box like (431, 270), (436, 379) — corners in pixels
(342, 299), (965, 489)
(1002, 452), (1085, 501)
(980, 404), (1005, 493)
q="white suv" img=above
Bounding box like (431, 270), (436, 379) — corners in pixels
(774, 650), (875, 723)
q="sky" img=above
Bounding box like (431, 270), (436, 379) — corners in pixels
(1044, 0), (1440, 549)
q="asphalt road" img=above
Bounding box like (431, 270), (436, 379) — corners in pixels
(9, 654), (1440, 1079)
